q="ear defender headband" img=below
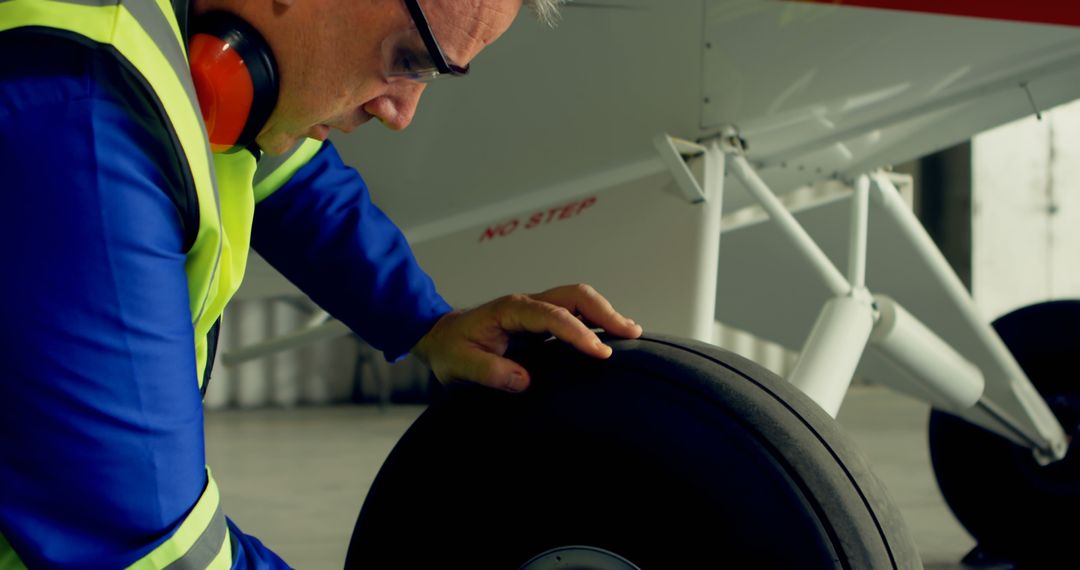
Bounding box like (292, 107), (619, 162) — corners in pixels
(189, 12), (280, 154)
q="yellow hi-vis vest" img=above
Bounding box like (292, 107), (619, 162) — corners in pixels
(0, 1), (322, 567)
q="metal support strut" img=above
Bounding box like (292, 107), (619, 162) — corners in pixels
(725, 134), (875, 417)
(723, 131), (990, 424)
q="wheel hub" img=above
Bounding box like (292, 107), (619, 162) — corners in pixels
(518, 546), (642, 570)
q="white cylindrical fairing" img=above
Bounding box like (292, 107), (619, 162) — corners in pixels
(789, 295), (876, 417)
(870, 295), (985, 411)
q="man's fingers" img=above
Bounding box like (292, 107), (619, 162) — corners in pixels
(494, 295), (610, 359)
(419, 285), (640, 395)
(532, 283), (642, 338)
(449, 346), (531, 393)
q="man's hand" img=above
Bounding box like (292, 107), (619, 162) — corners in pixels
(411, 284), (643, 393)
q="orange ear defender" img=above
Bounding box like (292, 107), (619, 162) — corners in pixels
(189, 12), (279, 154)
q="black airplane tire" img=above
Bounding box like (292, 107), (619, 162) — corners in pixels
(346, 334), (920, 569)
(929, 301), (1080, 567)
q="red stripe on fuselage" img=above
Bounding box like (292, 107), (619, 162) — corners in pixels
(788, 1), (1080, 28)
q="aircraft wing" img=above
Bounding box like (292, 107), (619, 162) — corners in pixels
(330, 0), (1080, 233)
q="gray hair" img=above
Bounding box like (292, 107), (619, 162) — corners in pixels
(524, 0), (566, 26)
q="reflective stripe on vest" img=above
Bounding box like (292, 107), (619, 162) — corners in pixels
(0, 472), (231, 569)
(129, 470), (231, 570)
(253, 137), (324, 203)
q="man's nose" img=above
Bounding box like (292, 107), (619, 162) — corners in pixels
(368, 82), (427, 131)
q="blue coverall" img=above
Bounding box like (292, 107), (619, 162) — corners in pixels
(0, 30), (452, 568)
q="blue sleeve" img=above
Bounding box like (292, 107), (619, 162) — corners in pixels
(251, 141), (453, 362)
(0, 34), (287, 569)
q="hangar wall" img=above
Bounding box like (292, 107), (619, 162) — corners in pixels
(972, 98), (1080, 321)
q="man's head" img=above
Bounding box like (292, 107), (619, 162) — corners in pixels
(193, 0), (562, 154)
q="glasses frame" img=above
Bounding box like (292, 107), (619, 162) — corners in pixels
(401, 0), (470, 80)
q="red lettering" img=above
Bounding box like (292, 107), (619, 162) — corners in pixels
(479, 219), (520, 242)
(499, 219), (520, 236)
(479, 198), (598, 243)
(524, 212), (544, 229)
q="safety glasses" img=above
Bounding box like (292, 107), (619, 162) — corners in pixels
(384, 0), (470, 82)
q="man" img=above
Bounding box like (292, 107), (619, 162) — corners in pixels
(0, 0), (641, 567)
